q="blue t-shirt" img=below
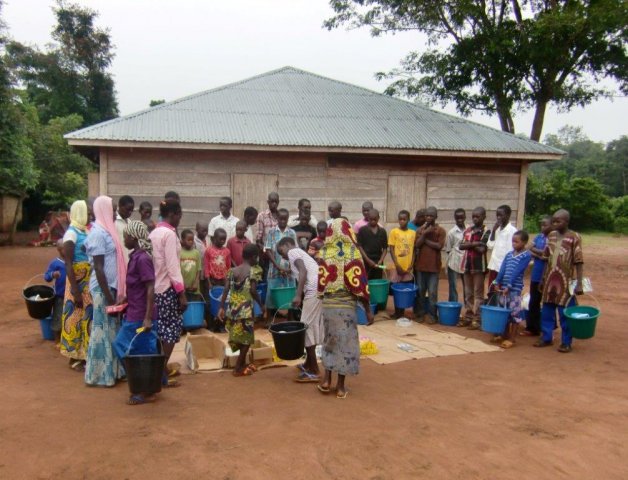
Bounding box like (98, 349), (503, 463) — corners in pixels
(495, 250), (532, 294)
(44, 257), (66, 298)
(408, 222), (418, 232)
(530, 233), (547, 283)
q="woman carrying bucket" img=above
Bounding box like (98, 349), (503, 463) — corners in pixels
(317, 218), (373, 399)
(60, 200), (92, 371)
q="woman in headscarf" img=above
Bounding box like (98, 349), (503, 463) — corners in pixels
(112, 220), (159, 405)
(84, 195), (127, 387)
(317, 218), (373, 399)
(60, 200), (93, 371)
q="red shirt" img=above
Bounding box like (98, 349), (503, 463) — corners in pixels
(204, 246), (231, 280)
(227, 236), (250, 266)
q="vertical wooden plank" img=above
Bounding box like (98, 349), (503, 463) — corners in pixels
(87, 172), (100, 197)
(100, 148), (108, 196)
(233, 173), (279, 218)
(386, 175), (427, 222)
(517, 162), (528, 228)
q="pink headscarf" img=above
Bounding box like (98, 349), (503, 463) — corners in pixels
(93, 195), (127, 300)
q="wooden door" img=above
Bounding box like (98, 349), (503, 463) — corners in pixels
(232, 173), (279, 219)
(386, 175), (427, 226)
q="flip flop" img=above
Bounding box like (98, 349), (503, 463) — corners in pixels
(162, 377), (181, 388)
(295, 363), (306, 372)
(233, 366), (254, 377)
(295, 371), (320, 383)
(500, 340), (515, 349)
(317, 384), (331, 394)
(128, 394), (156, 405)
(246, 363), (258, 373)
(336, 390), (349, 399)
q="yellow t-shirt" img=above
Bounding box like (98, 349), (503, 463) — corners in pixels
(389, 228), (416, 272)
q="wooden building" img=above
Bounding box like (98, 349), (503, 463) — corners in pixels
(66, 67), (562, 231)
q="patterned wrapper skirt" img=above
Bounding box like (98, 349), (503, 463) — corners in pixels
(60, 262), (93, 360)
(321, 301), (360, 376)
(85, 286), (124, 387)
(155, 287), (183, 344)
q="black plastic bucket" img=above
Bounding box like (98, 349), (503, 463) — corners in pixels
(269, 321), (307, 360)
(124, 333), (165, 395)
(23, 285), (55, 320)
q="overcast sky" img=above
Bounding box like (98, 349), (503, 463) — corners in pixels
(4, 0), (626, 143)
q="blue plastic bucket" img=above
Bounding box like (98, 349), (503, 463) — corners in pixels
(480, 305), (511, 334)
(254, 286), (264, 317)
(209, 286), (224, 317)
(258, 282), (268, 303)
(182, 301), (205, 330)
(356, 303), (377, 325)
(436, 302), (462, 326)
(39, 316), (55, 341)
(391, 282), (418, 309)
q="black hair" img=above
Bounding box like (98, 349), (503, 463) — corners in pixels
(497, 205), (512, 216)
(181, 229), (194, 239)
(164, 191), (180, 201)
(277, 237), (296, 249)
(454, 208), (466, 216)
(139, 201), (152, 212)
(398, 210), (410, 219)
(213, 228), (227, 238)
(316, 221), (328, 230)
(244, 206), (258, 217)
(513, 230), (529, 242)
(159, 199), (181, 218)
(119, 195), (134, 207)
(298, 198), (310, 208)
(473, 206), (487, 216)
(362, 201), (374, 209)
(415, 209), (426, 216)
(369, 208), (380, 217)
(277, 208), (289, 216)
(220, 196), (232, 206)
(242, 243), (259, 260)
(540, 215), (552, 223)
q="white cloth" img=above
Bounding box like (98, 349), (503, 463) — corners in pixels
(445, 224), (466, 274)
(288, 214), (318, 229)
(245, 225), (254, 242)
(63, 228), (78, 244)
(301, 296), (323, 347)
(208, 214), (240, 240)
(287, 247), (319, 298)
(487, 222), (517, 271)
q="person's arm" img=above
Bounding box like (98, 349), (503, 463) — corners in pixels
(163, 232), (187, 312)
(193, 252), (201, 292)
(256, 214), (264, 248)
(529, 236), (545, 258)
(377, 230), (388, 265)
(357, 244), (376, 267)
(143, 280), (155, 330)
(44, 261), (55, 282)
(93, 255), (115, 306)
(360, 295), (374, 326)
(508, 252), (532, 290)
(62, 240), (83, 308)
(217, 276), (231, 322)
(474, 230), (490, 254)
(292, 258), (307, 308)
(424, 227), (445, 251)
(494, 256), (508, 290)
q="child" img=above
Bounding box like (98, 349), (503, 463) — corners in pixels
(44, 239), (66, 342)
(217, 244), (263, 376)
(292, 214), (317, 251)
(414, 206), (446, 324)
(264, 209), (297, 311)
(494, 230), (532, 349)
(180, 229), (202, 301)
(112, 220), (158, 405)
(209, 196), (239, 241)
(115, 195), (135, 264)
(139, 201), (156, 232)
(243, 206), (258, 242)
(194, 221), (209, 294)
(487, 205), (517, 294)
(523, 216), (552, 336)
(535, 209), (584, 353)
(356, 208), (388, 280)
(459, 207), (491, 329)
(277, 236), (323, 381)
(389, 210), (416, 318)
(445, 208), (466, 303)
(353, 201), (374, 233)
(408, 209), (426, 232)
(227, 220), (251, 266)
(204, 228), (231, 287)
(308, 221), (328, 262)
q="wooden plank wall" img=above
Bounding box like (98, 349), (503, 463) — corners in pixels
(104, 147), (525, 233)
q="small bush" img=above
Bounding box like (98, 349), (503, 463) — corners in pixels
(614, 217), (628, 235)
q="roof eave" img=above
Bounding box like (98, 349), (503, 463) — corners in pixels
(65, 138), (564, 162)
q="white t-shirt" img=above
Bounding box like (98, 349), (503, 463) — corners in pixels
(287, 248), (319, 299)
(208, 214), (240, 240)
(487, 222), (518, 271)
(288, 214), (318, 229)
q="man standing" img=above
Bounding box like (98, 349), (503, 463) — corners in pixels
(288, 198), (318, 228)
(115, 195), (134, 264)
(208, 197), (239, 241)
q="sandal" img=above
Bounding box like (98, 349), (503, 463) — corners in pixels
(295, 371), (320, 383)
(500, 340), (515, 349)
(490, 335), (503, 344)
(162, 377), (181, 388)
(456, 320), (471, 328)
(232, 366), (254, 377)
(533, 340), (554, 348)
(128, 394), (156, 406)
(317, 384), (331, 394)
(467, 321), (480, 330)
(558, 344), (572, 353)
(246, 363), (258, 373)
(336, 390), (349, 399)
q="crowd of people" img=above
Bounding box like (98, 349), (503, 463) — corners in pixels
(42, 190), (585, 404)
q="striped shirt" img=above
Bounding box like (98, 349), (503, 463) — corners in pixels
(288, 247), (319, 299)
(495, 250), (532, 294)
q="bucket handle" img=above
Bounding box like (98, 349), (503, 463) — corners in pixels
(23, 273), (48, 291)
(125, 329), (163, 357)
(567, 293), (600, 311)
(270, 303), (303, 327)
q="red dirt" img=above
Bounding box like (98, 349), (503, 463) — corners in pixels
(1, 238), (627, 480)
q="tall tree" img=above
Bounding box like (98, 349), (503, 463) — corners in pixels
(7, 0), (117, 126)
(325, 1), (627, 140)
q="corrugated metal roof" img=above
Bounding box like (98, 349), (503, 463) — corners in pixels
(65, 66), (563, 155)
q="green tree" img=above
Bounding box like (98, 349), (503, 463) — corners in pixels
(149, 99), (165, 107)
(7, 0), (117, 126)
(325, 0), (628, 141)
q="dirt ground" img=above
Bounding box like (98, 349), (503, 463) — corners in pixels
(1, 236), (627, 480)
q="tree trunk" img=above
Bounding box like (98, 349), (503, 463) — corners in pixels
(7, 195), (24, 246)
(530, 100), (548, 142)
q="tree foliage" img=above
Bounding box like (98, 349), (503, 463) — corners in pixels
(6, 0), (117, 126)
(325, 0), (628, 140)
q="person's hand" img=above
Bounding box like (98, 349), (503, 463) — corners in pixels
(142, 317), (153, 331)
(574, 281), (584, 295)
(292, 296), (302, 308)
(502, 286), (509, 295)
(365, 258), (376, 268)
(279, 268), (290, 277)
(366, 310), (375, 326)
(538, 283), (544, 293)
(396, 265), (405, 276)
(178, 292), (188, 313)
(71, 288), (83, 309)
(217, 307), (225, 322)
(52, 271), (60, 279)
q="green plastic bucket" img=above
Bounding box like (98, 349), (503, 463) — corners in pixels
(564, 305), (600, 339)
(368, 279), (390, 309)
(270, 285), (297, 309)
